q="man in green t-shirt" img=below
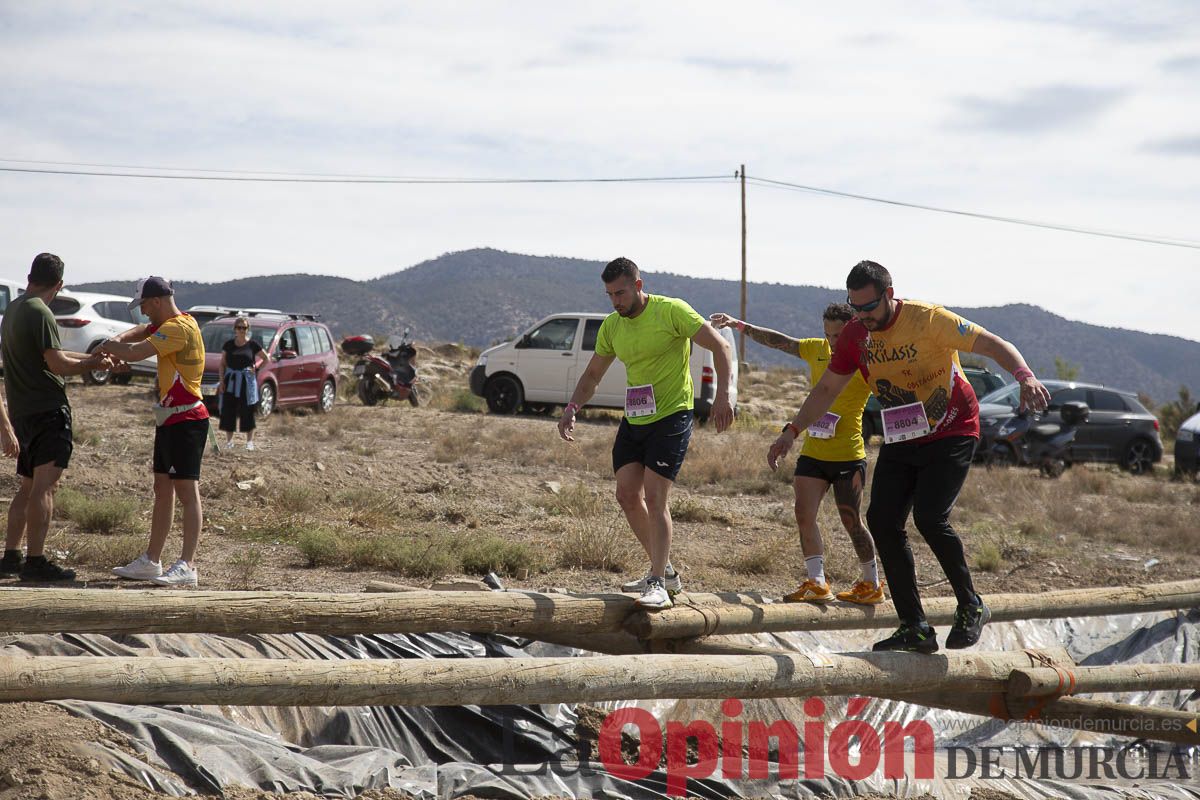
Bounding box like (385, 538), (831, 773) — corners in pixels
(558, 257), (733, 610)
(1, 253), (113, 581)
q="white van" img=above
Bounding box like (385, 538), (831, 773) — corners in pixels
(469, 312), (738, 422)
(0, 278), (26, 370)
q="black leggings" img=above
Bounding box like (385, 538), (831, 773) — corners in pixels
(866, 435), (978, 626)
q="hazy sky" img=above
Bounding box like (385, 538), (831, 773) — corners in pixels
(2, 2), (1198, 340)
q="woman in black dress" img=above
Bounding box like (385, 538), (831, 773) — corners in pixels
(218, 317), (267, 450)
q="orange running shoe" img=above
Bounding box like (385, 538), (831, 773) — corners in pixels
(783, 579), (834, 603)
(835, 580), (886, 605)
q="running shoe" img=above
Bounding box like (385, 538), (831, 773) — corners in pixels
(621, 568), (682, 594)
(782, 579), (835, 603)
(872, 623), (939, 654)
(835, 580), (886, 605)
(112, 553), (163, 581)
(634, 577), (673, 610)
(945, 598), (991, 649)
(19, 557), (76, 582)
(151, 559), (198, 588)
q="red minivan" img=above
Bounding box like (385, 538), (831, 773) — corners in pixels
(200, 313), (339, 417)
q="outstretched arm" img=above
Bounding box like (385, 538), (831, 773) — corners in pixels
(709, 313), (802, 355)
(558, 353), (615, 441)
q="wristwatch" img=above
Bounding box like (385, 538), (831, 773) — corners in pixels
(781, 422), (801, 437)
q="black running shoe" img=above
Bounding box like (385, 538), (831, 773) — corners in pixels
(872, 623), (939, 654)
(945, 599), (991, 649)
(0, 552), (22, 576)
(19, 558), (77, 582)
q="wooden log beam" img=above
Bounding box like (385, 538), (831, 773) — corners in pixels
(0, 649), (1065, 707)
(627, 578), (1200, 639)
(895, 691), (1200, 747)
(1008, 663), (1200, 698)
(0, 588), (634, 637)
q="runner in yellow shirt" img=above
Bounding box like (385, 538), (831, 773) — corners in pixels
(711, 305), (883, 606)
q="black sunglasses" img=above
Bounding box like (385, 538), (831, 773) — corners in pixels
(847, 294), (885, 313)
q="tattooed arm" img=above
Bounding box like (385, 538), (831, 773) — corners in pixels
(708, 312), (802, 356)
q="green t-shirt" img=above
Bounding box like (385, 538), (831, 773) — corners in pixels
(1, 294), (68, 418)
(594, 295), (704, 425)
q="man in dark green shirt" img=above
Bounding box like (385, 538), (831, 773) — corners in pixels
(1, 253), (111, 581)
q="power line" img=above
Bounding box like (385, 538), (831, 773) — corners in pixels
(746, 174), (1200, 251)
(0, 161), (734, 185)
(3, 156), (1197, 250)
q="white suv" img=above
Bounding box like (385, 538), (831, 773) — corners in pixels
(469, 312), (738, 421)
(0, 278), (26, 370)
(49, 290), (156, 385)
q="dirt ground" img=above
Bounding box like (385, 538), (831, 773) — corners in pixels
(0, 345), (1196, 798)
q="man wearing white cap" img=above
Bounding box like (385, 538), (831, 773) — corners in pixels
(99, 277), (208, 587)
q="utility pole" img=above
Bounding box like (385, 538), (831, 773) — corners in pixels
(739, 164), (747, 364)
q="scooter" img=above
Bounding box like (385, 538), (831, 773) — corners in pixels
(990, 400), (1089, 477)
(344, 330), (422, 407)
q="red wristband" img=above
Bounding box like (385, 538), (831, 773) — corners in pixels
(565, 402), (581, 415)
(735, 320), (746, 332)
(1013, 367), (1035, 383)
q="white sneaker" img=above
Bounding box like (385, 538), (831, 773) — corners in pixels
(245, 441), (255, 451)
(150, 559), (198, 587)
(635, 579), (673, 610)
(622, 569), (682, 594)
(113, 553), (163, 581)
(224, 440), (235, 450)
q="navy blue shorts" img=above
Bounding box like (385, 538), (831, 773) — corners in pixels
(794, 455), (867, 486)
(14, 407), (73, 478)
(612, 410), (693, 481)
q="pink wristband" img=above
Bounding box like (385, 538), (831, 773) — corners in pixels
(735, 320), (746, 332)
(1012, 367), (1034, 383)
(565, 402), (581, 415)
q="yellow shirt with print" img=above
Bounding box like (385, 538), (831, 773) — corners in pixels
(796, 338), (871, 462)
(147, 313), (206, 402)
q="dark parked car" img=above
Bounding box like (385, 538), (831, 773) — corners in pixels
(861, 365), (1007, 442)
(200, 313), (339, 418)
(1174, 409), (1200, 479)
(977, 380), (1163, 474)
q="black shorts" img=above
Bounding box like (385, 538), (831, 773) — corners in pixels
(153, 419), (209, 481)
(612, 410), (693, 481)
(794, 455), (867, 486)
(14, 407), (73, 478)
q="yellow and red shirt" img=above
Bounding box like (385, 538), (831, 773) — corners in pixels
(829, 300), (983, 442)
(146, 313), (209, 425)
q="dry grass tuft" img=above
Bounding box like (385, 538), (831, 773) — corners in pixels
(57, 533), (146, 567)
(731, 536), (790, 575)
(557, 513), (630, 573)
(55, 488), (138, 534)
(670, 495), (712, 523)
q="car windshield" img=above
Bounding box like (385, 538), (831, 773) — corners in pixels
(979, 383), (1020, 409)
(201, 324), (275, 354)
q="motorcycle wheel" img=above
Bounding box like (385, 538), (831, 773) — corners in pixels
(408, 385), (421, 407)
(357, 377), (380, 406)
(1040, 458), (1067, 478)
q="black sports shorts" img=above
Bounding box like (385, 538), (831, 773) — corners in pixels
(793, 455), (867, 486)
(612, 409), (693, 481)
(14, 406), (73, 478)
(153, 419), (209, 481)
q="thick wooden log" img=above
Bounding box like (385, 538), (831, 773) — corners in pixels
(0, 649), (1064, 707)
(1008, 663), (1200, 698)
(896, 691), (1200, 747)
(627, 578), (1200, 639)
(0, 588), (633, 637)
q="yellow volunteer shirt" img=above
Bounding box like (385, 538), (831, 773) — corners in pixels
(147, 313), (207, 409)
(796, 338), (870, 461)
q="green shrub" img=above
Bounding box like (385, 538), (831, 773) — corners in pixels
(296, 528), (345, 567)
(459, 535), (540, 577)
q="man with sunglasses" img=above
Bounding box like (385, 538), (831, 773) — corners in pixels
(710, 305), (883, 607)
(769, 260), (1050, 653)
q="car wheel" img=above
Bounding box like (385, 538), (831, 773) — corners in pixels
(257, 382), (277, 419)
(316, 380), (336, 413)
(484, 375), (523, 415)
(1121, 438), (1156, 475)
